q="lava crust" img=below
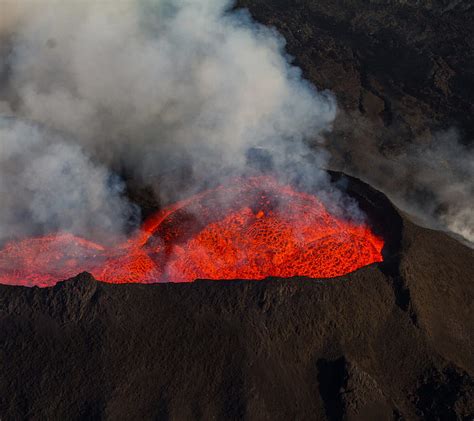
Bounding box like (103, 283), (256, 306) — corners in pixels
(0, 176), (384, 287)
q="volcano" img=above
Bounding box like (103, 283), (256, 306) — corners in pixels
(0, 175), (384, 287)
(0, 172), (472, 420)
(1, 0), (473, 417)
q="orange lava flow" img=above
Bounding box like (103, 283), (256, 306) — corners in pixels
(0, 176), (384, 287)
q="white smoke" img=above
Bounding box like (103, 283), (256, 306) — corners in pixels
(0, 117), (138, 244)
(0, 0), (337, 243)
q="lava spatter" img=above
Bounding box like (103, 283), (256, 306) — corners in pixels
(0, 176), (384, 286)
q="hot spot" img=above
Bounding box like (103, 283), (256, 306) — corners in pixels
(0, 176), (384, 287)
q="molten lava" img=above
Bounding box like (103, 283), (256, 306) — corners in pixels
(0, 176), (384, 287)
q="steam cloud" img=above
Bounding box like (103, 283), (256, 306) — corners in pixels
(0, 117), (138, 243)
(0, 0), (337, 244)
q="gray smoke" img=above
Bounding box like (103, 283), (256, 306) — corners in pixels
(331, 113), (474, 245)
(0, 117), (138, 243)
(392, 129), (473, 245)
(0, 0), (337, 244)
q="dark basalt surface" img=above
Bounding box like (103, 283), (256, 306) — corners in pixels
(0, 175), (473, 420)
(237, 0), (474, 142)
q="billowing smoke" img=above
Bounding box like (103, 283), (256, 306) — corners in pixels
(0, 117), (138, 243)
(0, 0), (337, 244)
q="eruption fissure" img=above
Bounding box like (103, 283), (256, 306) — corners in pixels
(0, 176), (384, 287)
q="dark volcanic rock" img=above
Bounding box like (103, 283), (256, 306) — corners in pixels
(237, 0), (474, 141)
(0, 3), (472, 419)
(0, 176), (473, 420)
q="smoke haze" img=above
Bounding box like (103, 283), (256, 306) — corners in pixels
(0, 0), (337, 244)
(1, 0), (470, 247)
(385, 129), (473, 244)
(331, 112), (474, 245)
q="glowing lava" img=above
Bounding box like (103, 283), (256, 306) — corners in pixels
(0, 176), (384, 287)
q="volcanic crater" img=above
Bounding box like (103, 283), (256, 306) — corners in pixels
(0, 172), (391, 287)
(2, 171), (472, 420)
(1, 0), (473, 418)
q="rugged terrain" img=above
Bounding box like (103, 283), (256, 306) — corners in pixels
(1, 1), (473, 420)
(0, 174), (473, 420)
(237, 0), (474, 143)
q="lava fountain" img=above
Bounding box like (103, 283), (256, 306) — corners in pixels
(0, 176), (384, 287)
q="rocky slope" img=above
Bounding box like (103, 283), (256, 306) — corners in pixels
(0, 175), (472, 420)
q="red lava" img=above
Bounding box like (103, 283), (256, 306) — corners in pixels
(0, 176), (384, 287)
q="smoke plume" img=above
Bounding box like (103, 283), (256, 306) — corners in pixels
(0, 117), (138, 243)
(0, 0), (337, 244)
